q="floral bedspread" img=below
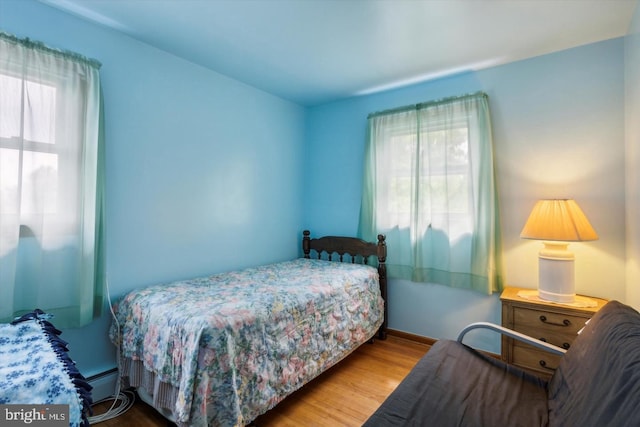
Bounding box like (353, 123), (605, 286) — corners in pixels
(111, 258), (383, 426)
(0, 311), (92, 427)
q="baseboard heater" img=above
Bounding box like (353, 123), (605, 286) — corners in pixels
(87, 368), (119, 402)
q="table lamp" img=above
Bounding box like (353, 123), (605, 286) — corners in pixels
(520, 199), (598, 303)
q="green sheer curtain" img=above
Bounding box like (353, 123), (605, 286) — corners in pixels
(0, 32), (105, 327)
(358, 92), (503, 294)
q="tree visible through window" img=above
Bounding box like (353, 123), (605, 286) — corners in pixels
(358, 92), (503, 294)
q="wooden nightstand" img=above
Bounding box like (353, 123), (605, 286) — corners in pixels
(500, 286), (607, 378)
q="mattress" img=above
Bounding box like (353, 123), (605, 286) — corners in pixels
(111, 258), (384, 426)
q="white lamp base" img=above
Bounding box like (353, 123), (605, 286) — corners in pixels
(538, 242), (575, 303)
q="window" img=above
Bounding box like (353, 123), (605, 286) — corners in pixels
(1, 75), (59, 225)
(358, 92), (503, 294)
(0, 32), (104, 327)
(383, 120), (472, 240)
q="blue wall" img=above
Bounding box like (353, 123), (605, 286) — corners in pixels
(1, 0), (306, 377)
(304, 38), (626, 352)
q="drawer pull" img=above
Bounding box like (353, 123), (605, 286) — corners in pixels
(539, 315), (571, 327)
(539, 360), (556, 371)
(538, 338), (570, 350)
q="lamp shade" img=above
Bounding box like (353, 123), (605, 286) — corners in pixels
(520, 199), (598, 242)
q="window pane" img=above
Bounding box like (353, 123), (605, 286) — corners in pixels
(385, 133), (415, 228)
(447, 127), (469, 166)
(24, 80), (57, 144)
(0, 74), (56, 144)
(0, 75), (22, 139)
(387, 175), (411, 227)
(419, 174), (470, 214)
(384, 125), (471, 230)
(0, 148), (19, 214)
(21, 151), (58, 214)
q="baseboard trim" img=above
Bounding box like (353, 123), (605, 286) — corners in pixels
(87, 368), (119, 402)
(387, 328), (501, 359)
(387, 328), (437, 346)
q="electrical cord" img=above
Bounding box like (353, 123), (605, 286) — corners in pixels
(88, 278), (135, 424)
(88, 389), (135, 424)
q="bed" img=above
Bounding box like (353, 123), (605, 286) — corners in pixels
(110, 230), (387, 427)
(0, 310), (93, 427)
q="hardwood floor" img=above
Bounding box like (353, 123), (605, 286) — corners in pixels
(91, 335), (430, 427)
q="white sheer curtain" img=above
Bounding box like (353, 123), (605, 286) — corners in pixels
(0, 32), (105, 327)
(359, 92), (503, 294)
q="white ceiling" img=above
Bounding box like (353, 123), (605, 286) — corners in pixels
(40, 0), (637, 106)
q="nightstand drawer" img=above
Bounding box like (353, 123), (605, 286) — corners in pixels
(513, 307), (588, 348)
(512, 343), (562, 373)
(500, 287), (608, 379)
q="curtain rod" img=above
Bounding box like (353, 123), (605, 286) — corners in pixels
(0, 31), (102, 70)
(367, 91), (488, 119)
